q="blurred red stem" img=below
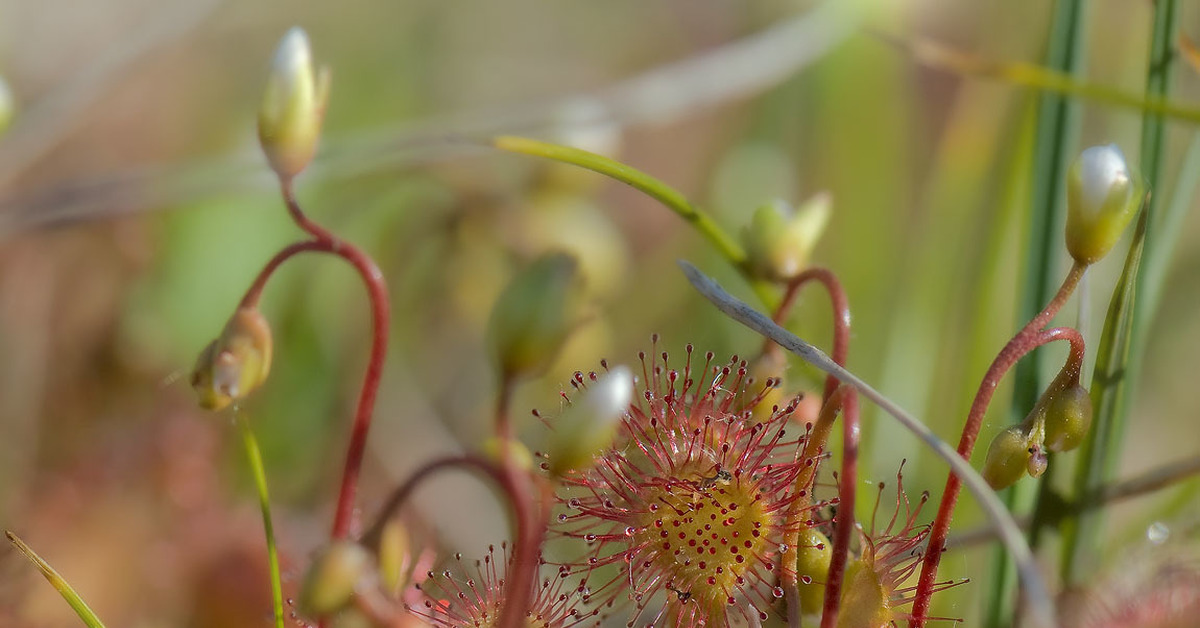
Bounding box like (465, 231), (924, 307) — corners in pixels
(767, 268), (850, 403)
(818, 391), (859, 628)
(359, 455), (506, 549)
(909, 263), (1086, 626)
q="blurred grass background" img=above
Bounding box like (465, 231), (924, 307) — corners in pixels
(2, 0), (1200, 626)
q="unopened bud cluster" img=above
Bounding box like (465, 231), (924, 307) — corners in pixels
(983, 370), (1092, 490)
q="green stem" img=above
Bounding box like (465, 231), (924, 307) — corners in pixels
(1060, 0), (1177, 585)
(896, 30), (1200, 125)
(989, 1), (1086, 624)
(492, 135), (776, 305)
(238, 414), (286, 628)
(6, 531), (107, 628)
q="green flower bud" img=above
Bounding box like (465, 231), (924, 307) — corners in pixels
(546, 366), (632, 477)
(299, 541), (374, 618)
(1065, 144), (1143, 265)
(377, 519), (410, 596)
(0, 75), (14, 137)
(486, 253), (581, 380)
(258, 27), (330, 180)
(191, 307), (273, 411)
(480, 435), (535, 472)
(1043, 384), (1093, 453)
(794, 528), (832, 617)
(836, 558), (891, 628)
(982, 426), (1035, 490)
(742, 193), (831, 281)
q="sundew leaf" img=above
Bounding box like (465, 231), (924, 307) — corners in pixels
(6, 531), (107, 628)
(679, 261), (1057, 628)
(1061, 198), (1151, 581)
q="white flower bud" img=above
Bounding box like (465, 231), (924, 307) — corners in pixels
(258, 27), (330, 180)
(1065, 144), (1143, 265)
(547, 366), (633, 477)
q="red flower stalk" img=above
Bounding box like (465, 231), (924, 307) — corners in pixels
(411, 544), (600, 628)
(552, 344), (816, 626)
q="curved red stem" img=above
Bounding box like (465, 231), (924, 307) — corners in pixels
(768, 267), (850, 403)
(248, 180), (391, 541)
(359, 455), (507, 549)
(908, 265), (1085, 626)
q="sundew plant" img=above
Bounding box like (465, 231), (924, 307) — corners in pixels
(3, 3), (1200, 628)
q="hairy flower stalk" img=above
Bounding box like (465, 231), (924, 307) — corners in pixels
(553, 345), (816, 626)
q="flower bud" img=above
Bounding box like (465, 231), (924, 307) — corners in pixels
(1042, 384), (1093, 453)
(191, 307), (273, 411)
(836, 558), (891, 628)
(546, 366), (632, 477)
(299, 541), (374, 618)
(486, 253), (581, 380)
(258, 27), (330, 180)
(0, 75), (14, 137)
(794, 528), (832, 617)
(1065, 144), (1143, 265)
(481, 435), (535, 472)
(742, 193), (831, 281)
(377, 519), (410, 596)
(982, 426), (1035, 490)
(1027, 445), (1048, 478)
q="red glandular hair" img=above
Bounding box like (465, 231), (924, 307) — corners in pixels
(411, 543), (601, 628)
(551, 344), (818, 627)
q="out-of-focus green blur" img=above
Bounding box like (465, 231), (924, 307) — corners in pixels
(3, 0), (1200, 626)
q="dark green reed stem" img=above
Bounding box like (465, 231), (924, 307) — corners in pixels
(986, 1), (1086, 625)
(1059, 0), (1177, 585)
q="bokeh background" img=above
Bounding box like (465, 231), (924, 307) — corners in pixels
(2, 0), (1200, 626)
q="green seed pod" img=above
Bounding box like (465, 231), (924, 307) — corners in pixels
(480, 435), (535, 473)
(258, 27), (331, 180)
(1043, 385), (1093, 453)
(836, 558), (891, 628)
(1065, 144), (1143, 266)
(982, 426), (1033, 490)
(486, 253), (581, 380)
(794, 528), (832, 617)
(299, 541), (374, 618)
(377, 519), (410, 596)
(742, 193), (831, 281)
(546, 366), (632, 477)
(191, 307), (273, 411)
